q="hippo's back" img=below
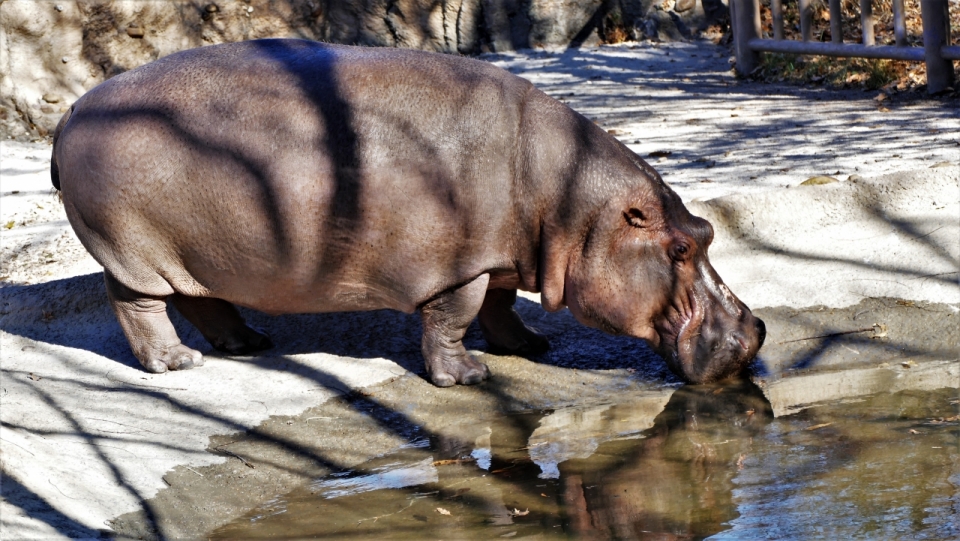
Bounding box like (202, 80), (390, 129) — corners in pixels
(55, 39), (536, 313)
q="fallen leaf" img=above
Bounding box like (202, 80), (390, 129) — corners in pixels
(4, 221), (14, 230)
(872, 323), (888, 338)
(540, 493), (548, 497)
(805, 422), (833, 431)
(510, 508), (530, 516)
(800, 176), (839, 186)
(436, 507), (451, 516)
(909, 429), (919, 435)
(736, 453), (746, 470)
(28, 373), (41, 381)
(874, 93), (888, 102)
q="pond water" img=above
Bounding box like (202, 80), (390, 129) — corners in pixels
(211, 382), (958, 539)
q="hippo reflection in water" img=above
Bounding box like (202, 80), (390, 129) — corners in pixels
(51, 39), (764, 386)
(559, 381), (773, 538)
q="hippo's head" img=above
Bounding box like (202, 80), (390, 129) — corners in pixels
(553, 180), (765, 384)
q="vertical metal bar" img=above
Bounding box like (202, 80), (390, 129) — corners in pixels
(772, 0), (785, 40)
(829, 0), (843, 43)
(800, 0), (813, 41)
(892, 0), (907, 46)
(920, 0), (956, 93)
(860, 0), (874, 45)
(732, 0), (762, 74)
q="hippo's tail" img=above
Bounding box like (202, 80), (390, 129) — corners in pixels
(50, 105), (73, 192)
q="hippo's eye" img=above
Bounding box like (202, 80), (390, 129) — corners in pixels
(672, 244), (690, 261)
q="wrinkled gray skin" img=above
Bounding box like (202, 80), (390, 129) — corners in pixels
(52, 39), (764, 386)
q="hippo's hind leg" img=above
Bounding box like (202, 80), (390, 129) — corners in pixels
(420, 274), (492, 387)
(104, 272), (202, 373)
(170, 295), (273, 355)
(478, 289), (549, 356)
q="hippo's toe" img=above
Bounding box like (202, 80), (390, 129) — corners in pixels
(142, 344), (204, 373)
(427, 354), (490, 387)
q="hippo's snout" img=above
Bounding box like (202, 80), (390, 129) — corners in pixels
(688, 306), (765, 384)
(715, 315), (765, 359)
(655, 288), (765, 385)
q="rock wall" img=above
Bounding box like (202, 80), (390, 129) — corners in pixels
(0, 0), (725, 139)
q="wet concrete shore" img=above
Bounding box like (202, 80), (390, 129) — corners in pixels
(1, 40), (958, 539)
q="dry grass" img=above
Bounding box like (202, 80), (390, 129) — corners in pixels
(601, 10), (631, 44)
(751, 0), (960, 92)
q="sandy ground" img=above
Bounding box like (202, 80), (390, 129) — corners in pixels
(1, 40), (958, 539)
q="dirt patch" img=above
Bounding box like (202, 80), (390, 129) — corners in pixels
(754, 297), (959, 375)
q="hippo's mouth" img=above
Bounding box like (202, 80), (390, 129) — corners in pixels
(653, 291), (706, 378)
(651, 285), (766, 384)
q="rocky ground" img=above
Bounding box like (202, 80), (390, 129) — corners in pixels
(1, 40), (958, 539)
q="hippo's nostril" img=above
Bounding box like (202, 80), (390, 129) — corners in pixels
(756, 318), (766, 347)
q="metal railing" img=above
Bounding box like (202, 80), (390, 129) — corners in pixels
(731, 0), (958, 92)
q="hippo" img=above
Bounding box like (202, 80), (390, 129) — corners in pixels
(51, 39), (764, 386)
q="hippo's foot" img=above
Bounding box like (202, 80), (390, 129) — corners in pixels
(104, 272), (205, 373)
(170, 294), (274, 355)
(479, 289), (550, 356)
(420, 273), (492, 387)
(142, 344), (204, 373)
(210, 326), (273, 355)
(426, 351), (491, 388)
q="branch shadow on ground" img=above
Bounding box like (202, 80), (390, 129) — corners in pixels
(493, 45), (959, 190)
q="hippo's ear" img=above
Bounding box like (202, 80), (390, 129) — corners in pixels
(624, 208), (647, 228)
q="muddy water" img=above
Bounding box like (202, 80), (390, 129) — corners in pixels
(212, 383), (959, 539)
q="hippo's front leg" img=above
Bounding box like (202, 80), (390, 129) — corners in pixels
(104, 272), (203, 373)
(420, 274), (492, 387)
